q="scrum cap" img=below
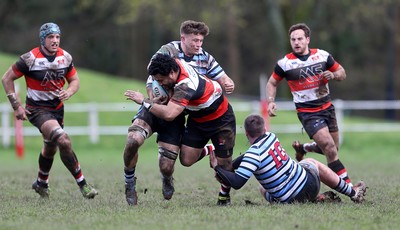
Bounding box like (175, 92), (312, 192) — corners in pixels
(39, 22), (61, 45)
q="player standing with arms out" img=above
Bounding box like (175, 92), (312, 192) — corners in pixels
(210, 114), (367, 203)
(266, 23), (352, 185)
(125, 54), (236, 205)
(1, 22), (98, 199)
(123, 20), (234, 205)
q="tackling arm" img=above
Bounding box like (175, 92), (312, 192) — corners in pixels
(210, 149), (248, 189)
(214, 165), (247, 189)
(232, 154), (244, 170)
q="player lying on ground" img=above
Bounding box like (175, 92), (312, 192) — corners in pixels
(210, 114), (367, 203)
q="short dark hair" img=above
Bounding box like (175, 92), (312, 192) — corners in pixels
(244, 114), (265, 138)
(289, 23), (311, 38)
(148, 54), (179, 76)
(180, 20), (209, 36)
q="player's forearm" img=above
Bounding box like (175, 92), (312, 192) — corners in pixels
(2, 68), (17, 94)
(232, 154), (244, 170)
(217, 75), (235, 94)
(266, 82), (277, 102)
(66, 78), (80, 96)
(214, 166), (247, 189)
(146, 102), (181, 122)
(333, 66), (346, 81)
(2, 69), (21, 110)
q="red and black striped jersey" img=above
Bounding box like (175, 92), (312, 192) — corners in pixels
(12, 47), (77, 109)
(170, 59), (228, 123)
(271, 48), (340, 112)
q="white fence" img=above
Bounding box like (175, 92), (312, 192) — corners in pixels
(1, 100), (400, 147)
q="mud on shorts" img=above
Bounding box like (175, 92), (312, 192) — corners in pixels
(26, 105), (64, 131)
(297, 104), (339, 138)
(292, 161), (321, 202)
(182, 104), (236, 158)
(133, 105), (185, 146)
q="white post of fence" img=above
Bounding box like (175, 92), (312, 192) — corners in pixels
(88, 103), (99, 144)
(1, 104), (11, 147)
(334, 99), (344, 145)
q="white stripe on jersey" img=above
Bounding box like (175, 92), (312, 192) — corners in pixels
(29, 55), (72, 71)
(27, 88), (59, 101)
(279, 171), (307, 201)
(291, 87), (330, 103)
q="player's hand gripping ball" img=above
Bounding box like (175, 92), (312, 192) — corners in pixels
(151, 80), (169, 104)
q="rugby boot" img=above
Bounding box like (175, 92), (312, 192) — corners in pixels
(125, 177), (138, 205)
(351, 181), (367, 203)
(292, 140), (306, 161)
(32, 180), (50, 198)
(162, 175), (174, 200)
(217, 192), (231, 206)
(80, 184), (98, 199)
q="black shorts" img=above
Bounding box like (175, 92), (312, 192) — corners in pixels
(26, 105), (64, 131)
(182, 104), (236, 158)
(297, 105), (338, 138)
(133, 105), (185, 146)
(292, 161), (321, 202)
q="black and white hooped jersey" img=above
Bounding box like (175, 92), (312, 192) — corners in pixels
(146, 41), (226, 87)
(12, 47), (77, 109)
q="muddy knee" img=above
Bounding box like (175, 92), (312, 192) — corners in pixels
(44, 127), (71, 151)
(159, 147), (178, 175)
(123, 137), (141, 166)
(123, 124), (149, 164)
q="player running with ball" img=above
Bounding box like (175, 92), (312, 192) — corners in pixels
(122, 20), (234, 206)
(125, 54), (236, 206)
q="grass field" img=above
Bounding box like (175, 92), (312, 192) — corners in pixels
(1, 52), (400, 230)
(1, 133), (400, 230)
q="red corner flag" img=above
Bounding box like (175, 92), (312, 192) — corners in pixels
(261, 99), (270, 131)
(14, 87), (24, 159)
(15, 116), (24, 159)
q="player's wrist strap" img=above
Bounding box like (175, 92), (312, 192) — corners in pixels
(142, 98), (153, 110)
(7, 93), (21, 110)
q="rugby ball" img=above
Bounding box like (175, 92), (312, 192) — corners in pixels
(151, 80), (169, 98)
